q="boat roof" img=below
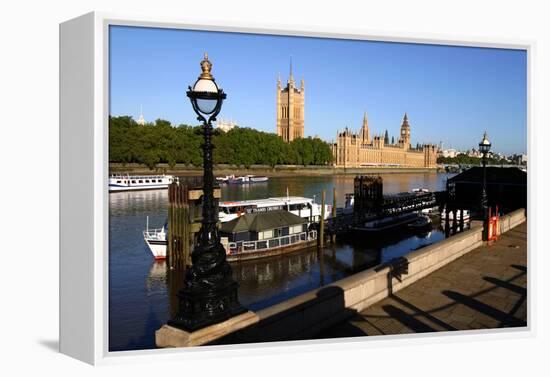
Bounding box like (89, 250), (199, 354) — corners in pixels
(220, 196), (313, 207)
(220, 210), (306, 233)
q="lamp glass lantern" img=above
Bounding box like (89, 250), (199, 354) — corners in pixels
(479, 132), (491, 155)
(187, 53), (226, 119)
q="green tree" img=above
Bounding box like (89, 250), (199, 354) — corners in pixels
(109, 116), (334, 169)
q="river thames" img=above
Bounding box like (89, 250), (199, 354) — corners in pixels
(109, 172), (454, 351)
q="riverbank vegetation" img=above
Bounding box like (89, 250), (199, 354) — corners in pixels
(437, 154), (514, 166)
(109, 116), (334, 169)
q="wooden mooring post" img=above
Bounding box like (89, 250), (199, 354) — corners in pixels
(331, 187), (337, 243)
(168, 183), (191, 270)
(167, 181), (222, 270)
(319, 190), (326, 248)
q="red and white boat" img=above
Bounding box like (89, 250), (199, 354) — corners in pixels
(143, 217), (167, 260)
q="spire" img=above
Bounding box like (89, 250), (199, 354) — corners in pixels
(288, 55), (295, 86)
(137, 104), (145, 126)
(360, 111), (370, 144)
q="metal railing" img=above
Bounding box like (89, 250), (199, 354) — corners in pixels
(227, 230), (317, 254)
(143, 228), (165, 240)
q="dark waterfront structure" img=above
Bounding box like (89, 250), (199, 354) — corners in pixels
(446, 167), (527, 213)
(168, 53), (246, 332)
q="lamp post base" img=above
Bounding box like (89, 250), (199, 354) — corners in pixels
(168, 278), (247, 332)
(168, 242), (246, 332)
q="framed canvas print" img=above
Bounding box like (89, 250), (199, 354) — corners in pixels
(60, 12), (531, 365)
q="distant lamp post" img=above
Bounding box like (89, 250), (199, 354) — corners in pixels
(479, 131), (491, 219)
(168, 53), (245, 332)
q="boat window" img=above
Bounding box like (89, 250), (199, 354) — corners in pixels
(139, 180), (143, 183)
(259, 230), (273, 240)
(131, 180), (136, 184)
(116, 180), (121, 184)
(145, 180), (150, 183)
(290, 225), (303, 234)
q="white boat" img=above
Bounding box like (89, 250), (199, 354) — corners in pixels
(109, 174), (175, 192)
(218, 196), (331, 224)
(216, 174), (234, 183)
(227, 175), (269, 184)
(142, 195), (330, 260)
(143, 217), (167, 260)
(220, 210), (318, 261)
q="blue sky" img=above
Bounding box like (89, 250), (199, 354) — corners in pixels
(109, 26), (527, 155)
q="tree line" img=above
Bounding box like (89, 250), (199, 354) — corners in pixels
(437, 154), (510, 165)
(109, 116), (334, 169)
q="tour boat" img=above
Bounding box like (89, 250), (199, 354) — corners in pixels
(218, 196), (331, 224)
(227, 175), (269, 184)
(109, 174), (175, 192)
(220, 210), (318, 262)
(142, 196), (330, 260)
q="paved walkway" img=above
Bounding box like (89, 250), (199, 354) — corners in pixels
(316, 221), (527, 338)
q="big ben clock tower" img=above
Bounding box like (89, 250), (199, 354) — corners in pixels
(399, 112), (411, 149)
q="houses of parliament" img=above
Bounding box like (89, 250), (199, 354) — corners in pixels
(331, 113), (438, 168)
(276, 64), (437, 168)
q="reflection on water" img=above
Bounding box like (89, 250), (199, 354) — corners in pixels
(109, 173), (453, 351)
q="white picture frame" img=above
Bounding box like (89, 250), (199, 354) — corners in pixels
(59, 11), (533, 365)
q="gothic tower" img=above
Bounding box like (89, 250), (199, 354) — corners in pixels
(359, 112), (371, 144)
(398, 112), (411, 149)
(137, 104), (146, 126)
(276, 60), (305, 142)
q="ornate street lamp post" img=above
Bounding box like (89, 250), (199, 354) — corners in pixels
(168, 53), (245, 331)
(479, 131), (491, 220)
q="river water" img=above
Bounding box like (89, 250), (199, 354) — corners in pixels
(109, 172), (454, 351)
